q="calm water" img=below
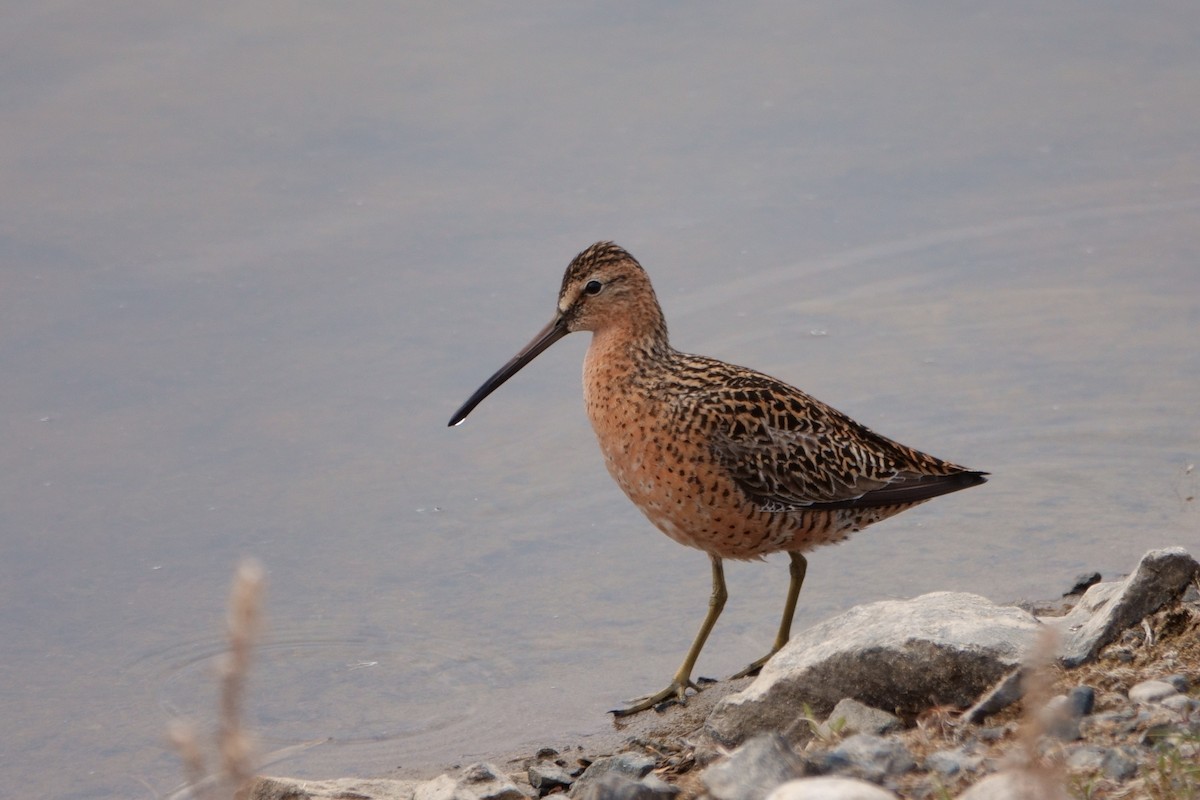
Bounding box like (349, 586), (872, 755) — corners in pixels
(2, 4), (1198, 798)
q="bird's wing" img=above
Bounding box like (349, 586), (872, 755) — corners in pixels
(693, 373), (975, 513)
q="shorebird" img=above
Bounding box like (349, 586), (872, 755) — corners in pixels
(449, 242), (986, 716)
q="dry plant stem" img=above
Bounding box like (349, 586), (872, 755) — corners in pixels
(1017, 626), (1057, 762)
(219, 559), (264, 793)
(1014, 625), (1070, 797)
(168, 720), (211, 800)
(169, 559), (265, 800)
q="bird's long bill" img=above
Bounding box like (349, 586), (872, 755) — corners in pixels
(448, 315), (569, 426)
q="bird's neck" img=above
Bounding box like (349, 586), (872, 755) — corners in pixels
(583, 318), (673, 396)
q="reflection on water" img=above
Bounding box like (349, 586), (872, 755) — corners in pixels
(2, 4), (1198, 799)
(131, 633), (492, 743)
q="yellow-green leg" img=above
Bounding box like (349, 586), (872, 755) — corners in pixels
(612, 555), (727, 716)
(730, 552), (808, 679)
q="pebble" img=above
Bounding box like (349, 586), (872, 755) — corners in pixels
(1161, 676), (1190, 695)
(570, 754), (656, 799)
(588, 772), (679, 800)
(924, 747), (982, 777)
(1038, 685), (1095, 741)
(1066, 685), (1096, 716)
(1087, 706), (1151, 736)
(414, 764), (527, 800)
(820, 698), (902, 737)
(700, 734), (805, 800)
(1143, 721), (1190, 748)
(1106, 646), (1135, 663)
(1129, 679), (1179, 704)
(1163, 673), (1190, 693)
(963, 669), (1024, 723)
(957, 770), (1072, 800)
(1064, 745), (1107, 772)
(461, 762), (529, 800)
(528, 761), (574, 795)
(975, 726), (1010, 743)
(1065, 571), (1102, 596)
(1101, 747), (1139, 781)
(823, 734), (915, 784)
(1162, 693), (1199, 714)
(766, 777), (898, 800)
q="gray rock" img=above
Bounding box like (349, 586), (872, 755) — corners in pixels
(804, 749), (852, 776)
(1107, 646), (1135, 663)
(963, 668), (1024, 724)
(1066, 685), (1096, 717)
(1129, 679), (1180, 704)
(956, 769), (1072, 800)
(1090, 708), (1153, 736)
(924, 747), (982, 777)
(1185, 582), (1200, 604)
(569, 754), (656, 799)
(1102, 747), (1139, 781)
(1044, 548), (1199, 667)
(1142, 721), (1195, 748)
(1164, 674), (1191, 693)
(461, 763), (531, 800)
(636, 775), (679, 800)
(416, 764), (529, 800)
(247, 768), (530, 800)
(706, 592), (1041, 747)
(248, 777), (424, 800)
(588, 773), (679, 800)
(820, 698), (902, 737)
(1065, 572), (1103, 596)
(1095, 706), (1138, 725)
(1162, 693), (1200, 714)
(528, 761), (574, 794)
(417, 775), (465, 800)
(1063, 744), (1140, 783)
(1064, 744), (1108, 772)
(765, 777), (898, 800)
(1042, 694), (1084, 741)
(975, 726), (1010, 742)
(823, 734), (915, 783)
(700, 733), (806, 800)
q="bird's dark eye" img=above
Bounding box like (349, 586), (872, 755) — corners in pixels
(584, 279), (603, 296)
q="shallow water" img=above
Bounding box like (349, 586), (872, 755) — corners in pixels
(2, 4), (1198, 798)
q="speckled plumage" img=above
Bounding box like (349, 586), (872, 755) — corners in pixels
(450, 241), (986, 714)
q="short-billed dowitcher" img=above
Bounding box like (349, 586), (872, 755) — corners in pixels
(449, 242), (986, 716)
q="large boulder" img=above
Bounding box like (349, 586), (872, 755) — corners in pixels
(705, 592), (1041, 747)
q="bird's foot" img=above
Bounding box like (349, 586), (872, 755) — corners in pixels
(729, 651), (775, 680)
(610, 677), (702, 717)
